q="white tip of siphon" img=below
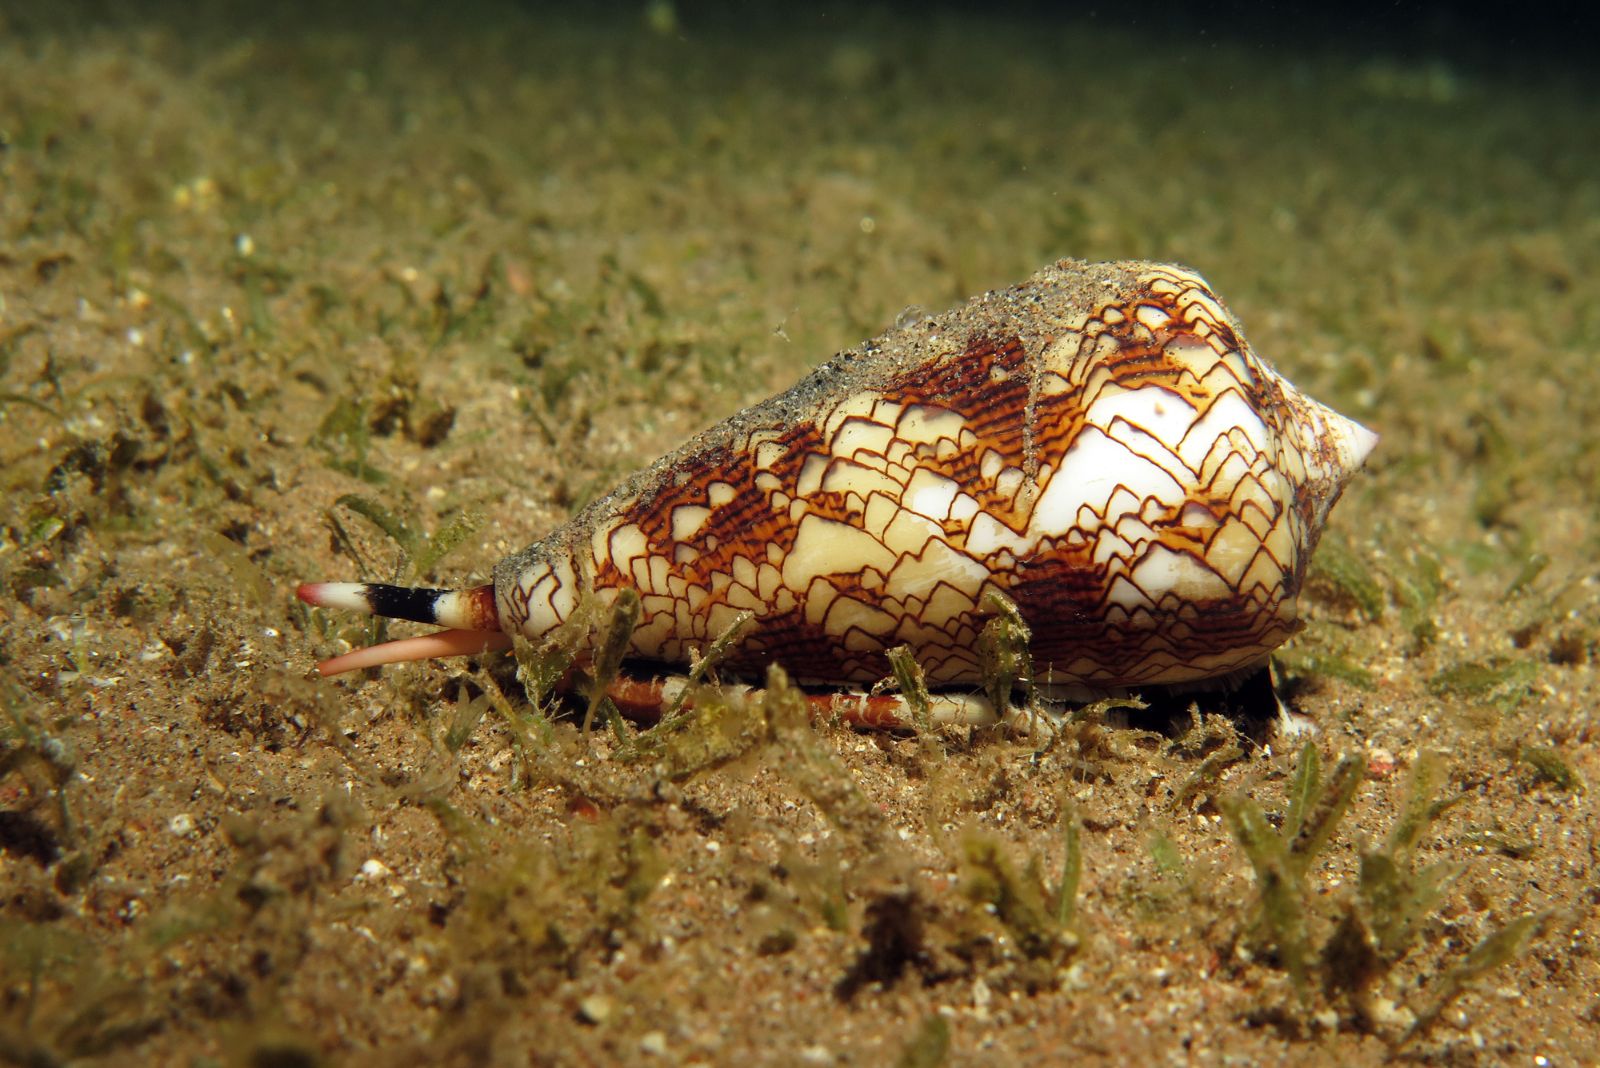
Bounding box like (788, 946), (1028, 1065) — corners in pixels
(296, 582), (374, 614)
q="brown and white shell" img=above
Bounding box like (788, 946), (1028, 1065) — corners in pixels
(302, 259), (1376, 695)
(300, 259), (1376, 700)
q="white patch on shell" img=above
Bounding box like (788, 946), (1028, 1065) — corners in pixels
(1177, 389), (1269, 469)
(670, 505), (712, 542)
(903, 469), (959, 523)
(882, 537), (988, 604)
(504, 555), (579, 639)
(1027, 423), (1185, 541)
(795, 454), (828, 499)
(781, 514), (897, 591)
(895, 404), (966, 446)
(1129, 544), (1231, 604)
(831, 416), (896, 460)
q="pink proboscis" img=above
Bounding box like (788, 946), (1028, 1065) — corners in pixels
(310, 629), (514, 676)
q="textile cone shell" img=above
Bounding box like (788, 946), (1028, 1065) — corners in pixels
(487, 259), (1377, 689)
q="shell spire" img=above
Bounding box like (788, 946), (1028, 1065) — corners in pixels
(1288, 393), (1380, 533)
(300, 259), (1375, 697)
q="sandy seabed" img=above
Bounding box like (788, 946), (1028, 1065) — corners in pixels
(1, 3), (1597, 1065)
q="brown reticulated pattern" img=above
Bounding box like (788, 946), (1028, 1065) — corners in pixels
(501, 261), (1351, 689)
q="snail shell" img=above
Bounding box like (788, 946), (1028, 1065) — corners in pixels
(300, 259), (1376, 692)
